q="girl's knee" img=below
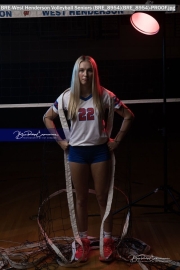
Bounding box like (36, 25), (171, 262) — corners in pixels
(76, 197), (88, 208)
(96, 196), (107, 208)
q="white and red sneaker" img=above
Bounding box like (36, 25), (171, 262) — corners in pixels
(99, 238), (115, 262)
(75, 238), (90, 262)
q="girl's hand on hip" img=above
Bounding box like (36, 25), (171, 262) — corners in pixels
(58, 140), (69, 151)
(107, 138), (120, 151)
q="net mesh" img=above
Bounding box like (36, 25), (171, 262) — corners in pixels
(37, 140), (133, 264)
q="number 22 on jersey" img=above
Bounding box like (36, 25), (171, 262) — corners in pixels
(78, 108), (94, 121)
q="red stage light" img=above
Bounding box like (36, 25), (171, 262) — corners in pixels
(130, 12), (160, 35)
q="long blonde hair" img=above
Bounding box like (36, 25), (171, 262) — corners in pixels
(68, 55), (104, 120)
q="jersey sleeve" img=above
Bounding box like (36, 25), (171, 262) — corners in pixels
(102, 88), (122, 110)
(103, 87), (123, 110)
(52, 99), (58, 114)
(113, 95), (123, 110)
(52, 90), (70, 113)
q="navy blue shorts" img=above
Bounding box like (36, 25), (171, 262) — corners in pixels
(68, 143), (110, 164)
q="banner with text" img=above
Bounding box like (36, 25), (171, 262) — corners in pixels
(0, 5), (177, 18)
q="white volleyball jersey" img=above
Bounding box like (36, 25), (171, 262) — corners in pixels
(53, 87), (122, 146)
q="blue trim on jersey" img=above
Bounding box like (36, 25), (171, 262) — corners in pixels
(54, 100), (58, 110)
(80, 94), (92, 101)
(114, 96), (121, 107)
